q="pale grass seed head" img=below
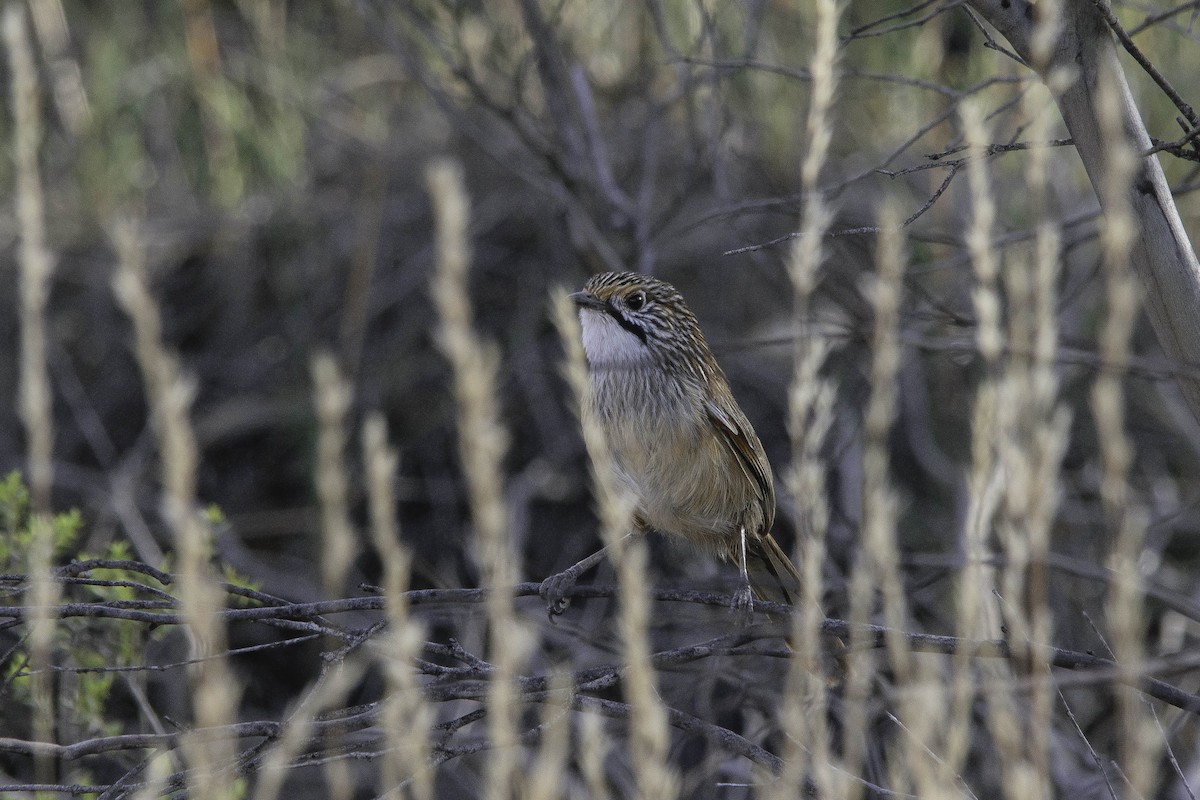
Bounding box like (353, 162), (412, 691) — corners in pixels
(378, 621), (435, 800)
(943, 96), (1011, 783)
(617, 539), (678, 800)
(24, 514), (60, 782)
(361, 413), (434, 800)
(1028, 0), (1063, 70)
(362, 413), (412, 618)
(7, 3), (55, 513)
(113, 219), (239, 800)
(860, 200), (912, 672)
(552, 290), (676, 800)
(778, 209), (836, 800)
(799, 0), (839, 194)
(428, 158), (515, 593)
(1093, 57), (1159, 796)
(427, 158), (533, 800)
(252, 657), (369, 800)
(8, 6), (60, 775)
(784, 381), (847, 797)
(773, 0), (842, 795)
(128, 751), (173, 800)
(312, 351), (358, 595)
(526, 669), (574, 800)
(551, 289), (638, 547)
(578, 710), (614, 800)
(962, 100), (1001, 364)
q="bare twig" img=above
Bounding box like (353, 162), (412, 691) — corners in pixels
(1094, 0), (1200, 154)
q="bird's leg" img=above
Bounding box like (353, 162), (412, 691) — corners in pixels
(539, 547), (607, 619)
(540, 532), (634, 619)
(732, 525), (754, 621)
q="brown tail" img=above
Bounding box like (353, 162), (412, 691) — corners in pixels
(748, 532), (845, 663)
(746, 531), (803, 606)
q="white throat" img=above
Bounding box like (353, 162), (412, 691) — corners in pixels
(578, 308), (649, 368)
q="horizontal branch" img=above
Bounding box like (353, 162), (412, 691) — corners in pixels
(4, 567), (1199, 717)
(0, 721), (280, 761)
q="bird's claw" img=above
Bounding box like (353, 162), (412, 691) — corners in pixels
(731, 584), (754, 626)
(539, 571), (578, 620)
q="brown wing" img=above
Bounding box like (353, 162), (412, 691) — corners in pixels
(705, 398), (803, 606)
(704, 398), (775, 532)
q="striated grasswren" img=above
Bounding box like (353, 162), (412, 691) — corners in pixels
(545, 271), (801, 614)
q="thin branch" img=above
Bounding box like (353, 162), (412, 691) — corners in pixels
(1127, 0), (1200, 37)
(921, 137), (1075, 161)
(962, 4), (1031, 66)
(843, 0), (966, 40)
(1094, 0), (1200, 149)
(5, 579), (1200, 716)
(0, 721), (281, 761)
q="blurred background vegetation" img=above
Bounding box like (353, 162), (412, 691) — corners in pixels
(2, 0), (1200, 796)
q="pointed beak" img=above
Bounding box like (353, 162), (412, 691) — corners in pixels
(569, 290), (607, 312)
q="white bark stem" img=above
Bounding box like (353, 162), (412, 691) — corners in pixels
(968, 0), (1200, 422)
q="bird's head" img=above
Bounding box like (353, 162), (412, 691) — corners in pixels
(571, 272), (710, 377)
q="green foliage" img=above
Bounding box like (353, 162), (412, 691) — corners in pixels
(73, 2), (310, 215)
(222, 562), (264, 606)
(0, 477), (262, 756)
(0, 471), (82, 571)
(204, 503), (226, 525)
(0, 474), (144, 748)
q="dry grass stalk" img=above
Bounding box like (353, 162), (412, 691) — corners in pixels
(963, 7), (1070, 792)
(252, 658), (369, 800)
(312, 352), (358, 596)
(944, 99), (1005, 782)
(112, 220), (239, 800)
(249, 409), (404, 800)
(552, 290), (678, 800)
(988, 55), (1070, 792)
(526, 669), (573, 800)
(27, 0), (90, 133)
(858, 202), (947, 797)
(1027, 0), (1063, 70)
(7, 4), (55, 516)
(428, 159), (533, 800)
(778, 314), (836, 800)
(310, 352), (357, 800)
(377, 626), (434, 800)
(6, 5), (60, 780)
(957, 71), (1070, 799)
(1093, 61), (1158, 796)
(550, 291), (638, 547)
(860, 201), (909, 671)
(23, 514), (60, 784)
(614, 540), (676, 800)
(772, 0), (840, 795)
(363, 413), (434, 800)
(797, 0), (837, 199)
(776, 358), (834, 800)
(578, 710), (614, 800)
(363, 415), (408, 616)
(983, 178), (1044, 800)
(129, 748), (173, 800)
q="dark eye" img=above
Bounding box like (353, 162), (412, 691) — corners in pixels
(626, 291), (647, 311)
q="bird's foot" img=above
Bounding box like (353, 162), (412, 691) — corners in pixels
(538, 545), (613, 621)
(539, 570), (579, 620)
(731, 583), (755, 626)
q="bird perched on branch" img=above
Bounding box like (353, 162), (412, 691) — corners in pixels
(544, 271), (802, 614)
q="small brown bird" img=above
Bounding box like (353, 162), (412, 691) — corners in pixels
(563, 271), (801, 609)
